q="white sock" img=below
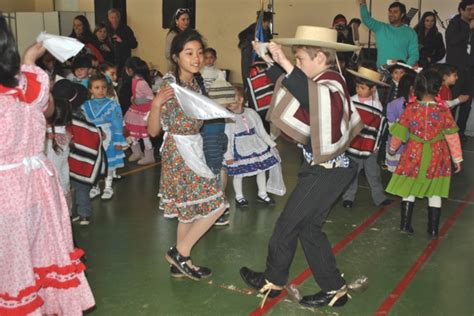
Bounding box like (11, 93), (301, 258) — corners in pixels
(233, 177), (243, 200)
(256, 172), (267, 198)
(428, 196), (442, 208)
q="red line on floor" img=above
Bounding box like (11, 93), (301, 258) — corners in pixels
(374, 189), (474, 315)
(249, 201), (396, 316)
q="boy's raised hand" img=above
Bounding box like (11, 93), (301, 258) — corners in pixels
(267, 42), (294, 74)
(252, 41), (274, 65)
(267, 42), (287, 64)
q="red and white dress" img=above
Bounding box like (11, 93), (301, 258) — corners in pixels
(0, 65), (95, 315)
(124, 76), (153, 138)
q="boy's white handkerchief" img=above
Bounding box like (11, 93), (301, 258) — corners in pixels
(36, 32), (84, 62)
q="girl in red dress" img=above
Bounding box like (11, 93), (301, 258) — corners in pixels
(386, 68), (463, 237)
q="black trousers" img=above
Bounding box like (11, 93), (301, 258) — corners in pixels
(451, 66), (474, 136)
(264, 161), (357, 291)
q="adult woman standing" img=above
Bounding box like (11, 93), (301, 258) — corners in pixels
(414, 12), (446, 68)
(165, 8), (191, 71)
(69, 15), (103, 63)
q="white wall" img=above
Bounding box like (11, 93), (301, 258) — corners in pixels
(128, 0), (459, 83)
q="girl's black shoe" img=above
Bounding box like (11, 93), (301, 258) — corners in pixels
(170, 265), (212, 278)
(165, 246), (201, 280)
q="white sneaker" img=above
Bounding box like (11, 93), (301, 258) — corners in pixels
(101, 187), (114, 200)
(89, 186), (101, 199)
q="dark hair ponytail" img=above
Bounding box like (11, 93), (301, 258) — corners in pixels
(0, 15), (20, 88)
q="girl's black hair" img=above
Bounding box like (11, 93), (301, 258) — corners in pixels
(69, 15), (95, 43)
(168, 8), (191, 34)
(0, 15), (20, 88)
(124, 56), (152, 86)
(100, 61), (117, 72)
(397, 72), (416, 103)
(170, 29), (206, 88)
(47, 98), (73, 153)
(433, 63), (458, 79)
(414, 12), (439, 43)
(414, 68), (442, 100)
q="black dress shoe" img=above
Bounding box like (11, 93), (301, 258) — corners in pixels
(300, 287), (349, 308)
(257, 194), (276, 205)
(170, 265), (212, 278)
(239, 267), (281, 298)
(165, 246), (201, 280)
(235, 197), (249, 208)
(343, 200), (353, 208)
(379, 199), (393, 206)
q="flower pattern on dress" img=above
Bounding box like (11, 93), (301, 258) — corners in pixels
(394, 101), (457, 179)
(158, 78), (224, 222)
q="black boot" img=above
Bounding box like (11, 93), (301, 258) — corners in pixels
(165, 246), (201, 280)
(400, 201), (414, 233)
(427, 206), (441, 237)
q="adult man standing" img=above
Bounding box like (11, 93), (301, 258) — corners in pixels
(107, 8), (138, 72)
(238, 11), (273, 85)
(359, 0), (419, 68)
(446, 0), (474, 142)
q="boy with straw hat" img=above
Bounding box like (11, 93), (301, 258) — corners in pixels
(341, 63), (392, 209)
(239, 25), (363, 308)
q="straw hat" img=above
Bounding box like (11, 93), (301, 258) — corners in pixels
(347, 66), (390, 87)
(272, 26), (359, 52)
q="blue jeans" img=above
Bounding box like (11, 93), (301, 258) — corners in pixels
(71, 180), (92, 217)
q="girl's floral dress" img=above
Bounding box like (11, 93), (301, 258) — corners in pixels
(158, 77), (225, 222)
(386, 98), (458, 198)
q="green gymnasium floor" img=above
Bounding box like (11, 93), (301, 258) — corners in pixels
(75, 139), (474, 316)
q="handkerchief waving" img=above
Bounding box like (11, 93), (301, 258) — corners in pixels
(36, 32), (84, 62)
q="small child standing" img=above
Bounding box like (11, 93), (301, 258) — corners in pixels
(201, 47), (222, 90)
(83, 74), (126, 200)
(383, 61), (409, 104)
(385, 72), (416, 172)
(67, 55), (91, 87)
(53, 79), (106, 225)
(45, 97), (73, 213)
(224, 86), (279, 207)
(386, 68), (463, 238)
(123, 57), (155, 165)
(94, 22), (114, 64)
(100, 61), (119, 100)
(205, 71), (235, 225)
(342, 66), (391, 208)
(436, 64), (470, 108)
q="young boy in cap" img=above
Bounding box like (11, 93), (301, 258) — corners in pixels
(240, 26), (363, 308)
(342, 64), (392, 208)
